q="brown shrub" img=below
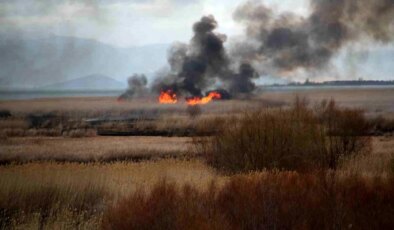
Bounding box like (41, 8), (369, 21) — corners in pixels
(368, 115), (394, 135)
(390, 159), (394, 176)
(196, 98), (371, 173)
(102, 180), (225, 230)
(0, 110), (11, 118)
(316, 99), (372, 169)
(102, 173), (394, 230)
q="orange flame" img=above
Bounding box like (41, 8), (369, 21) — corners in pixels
(159, 90), (177, 104)
(186, 91), (221, 106)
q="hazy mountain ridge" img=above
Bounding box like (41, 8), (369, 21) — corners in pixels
(0, 34), (392, 90)
(41, 74), (126, 90)
(0, 34), (169, 89)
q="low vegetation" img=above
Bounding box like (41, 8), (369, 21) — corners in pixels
(197, 98), (371, 173)
(0, 176), (107, 229)
(1, 93), (394, 229)
(0, 160), (219, 229)
(103, 172), (394, 230)
(0, 136), (192, 165)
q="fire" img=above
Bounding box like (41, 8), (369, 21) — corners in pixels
(186, 91), (221, 106)
(159, 90), (177, 104)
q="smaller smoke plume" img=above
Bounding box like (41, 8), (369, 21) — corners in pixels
(227, 63), (259, 95)
(119, 74), (148, 100)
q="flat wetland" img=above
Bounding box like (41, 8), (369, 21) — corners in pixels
(1, 87), (394, 229)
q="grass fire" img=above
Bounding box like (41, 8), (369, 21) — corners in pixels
(186, 91), (222, 106)
(158, 90), (178, 104)
(159, 90), (222, 106)
(1, 0), (394, 229)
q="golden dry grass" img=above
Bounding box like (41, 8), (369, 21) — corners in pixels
(1, 89), (394, 228)
(0, 96), (271, 117)
(0, 159), (223, 197)
(342, 136), (394, 177)
(0, 136), (193, 163)
(1, 88), (392, 118)
(0, 159), (224, 228)
(0, 135), (393, 228)
(260, 88), (394, 118)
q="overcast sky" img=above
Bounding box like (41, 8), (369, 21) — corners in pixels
(0, 0), (393, 84)
(0, 0), (309, 47)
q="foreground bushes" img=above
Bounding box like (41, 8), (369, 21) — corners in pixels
(196, 99), (371, 173)
(102, 172), (394, 230)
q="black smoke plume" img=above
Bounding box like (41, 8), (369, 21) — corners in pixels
(119, 74), (148, 100)
(153, 15), (258, 97)
(232, 0), (394, 74)
(134, 0), (393, 99)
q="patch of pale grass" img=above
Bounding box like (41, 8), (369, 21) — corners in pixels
(341, 136), (394, 177)
(0, 118), (28, 129)
(0, 159), (224, 228)
(0, 97), (277, 117)
(260, 88), (394, 118)
(0, 136), (192, 163)
(0, 159), (223, 196)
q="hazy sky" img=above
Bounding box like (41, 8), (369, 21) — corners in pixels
(0, 0), (393, 85)
(0, 0), (309, 47)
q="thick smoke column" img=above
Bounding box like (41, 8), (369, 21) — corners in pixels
(119, 74), (148, 100)
(153, 15), (258, 97)
(232, 0), (394, 74)
(138, 0), (393, 100)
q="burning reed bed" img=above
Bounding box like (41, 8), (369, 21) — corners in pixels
(102, 172), (394, 230)
(0, 96), (282, 139)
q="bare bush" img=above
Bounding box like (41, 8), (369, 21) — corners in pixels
(368, 115), (394, 135)
(196, 98), (371, 173)
(102, 173), (394, 230)
(0, 110), (11, 118)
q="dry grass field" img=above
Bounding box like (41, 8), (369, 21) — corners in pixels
(343, 136), (394, 177)
(0, 136), (192, 163)
(0, 96), (272, 117)
(1, 88), (394, 229)
(260, 87), (394, 118)
(0, 160), (223, 229)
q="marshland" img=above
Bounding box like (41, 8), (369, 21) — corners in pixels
(1, 87), (394, 229)
(1, 0), (394, 229)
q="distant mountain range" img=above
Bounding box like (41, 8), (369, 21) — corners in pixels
(279, 80), (394, 87)
(0, 34), (169, 89)
(302, 79), (394, 86)
(0, 33), (393, 90)
(42, 74), (126, 90)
